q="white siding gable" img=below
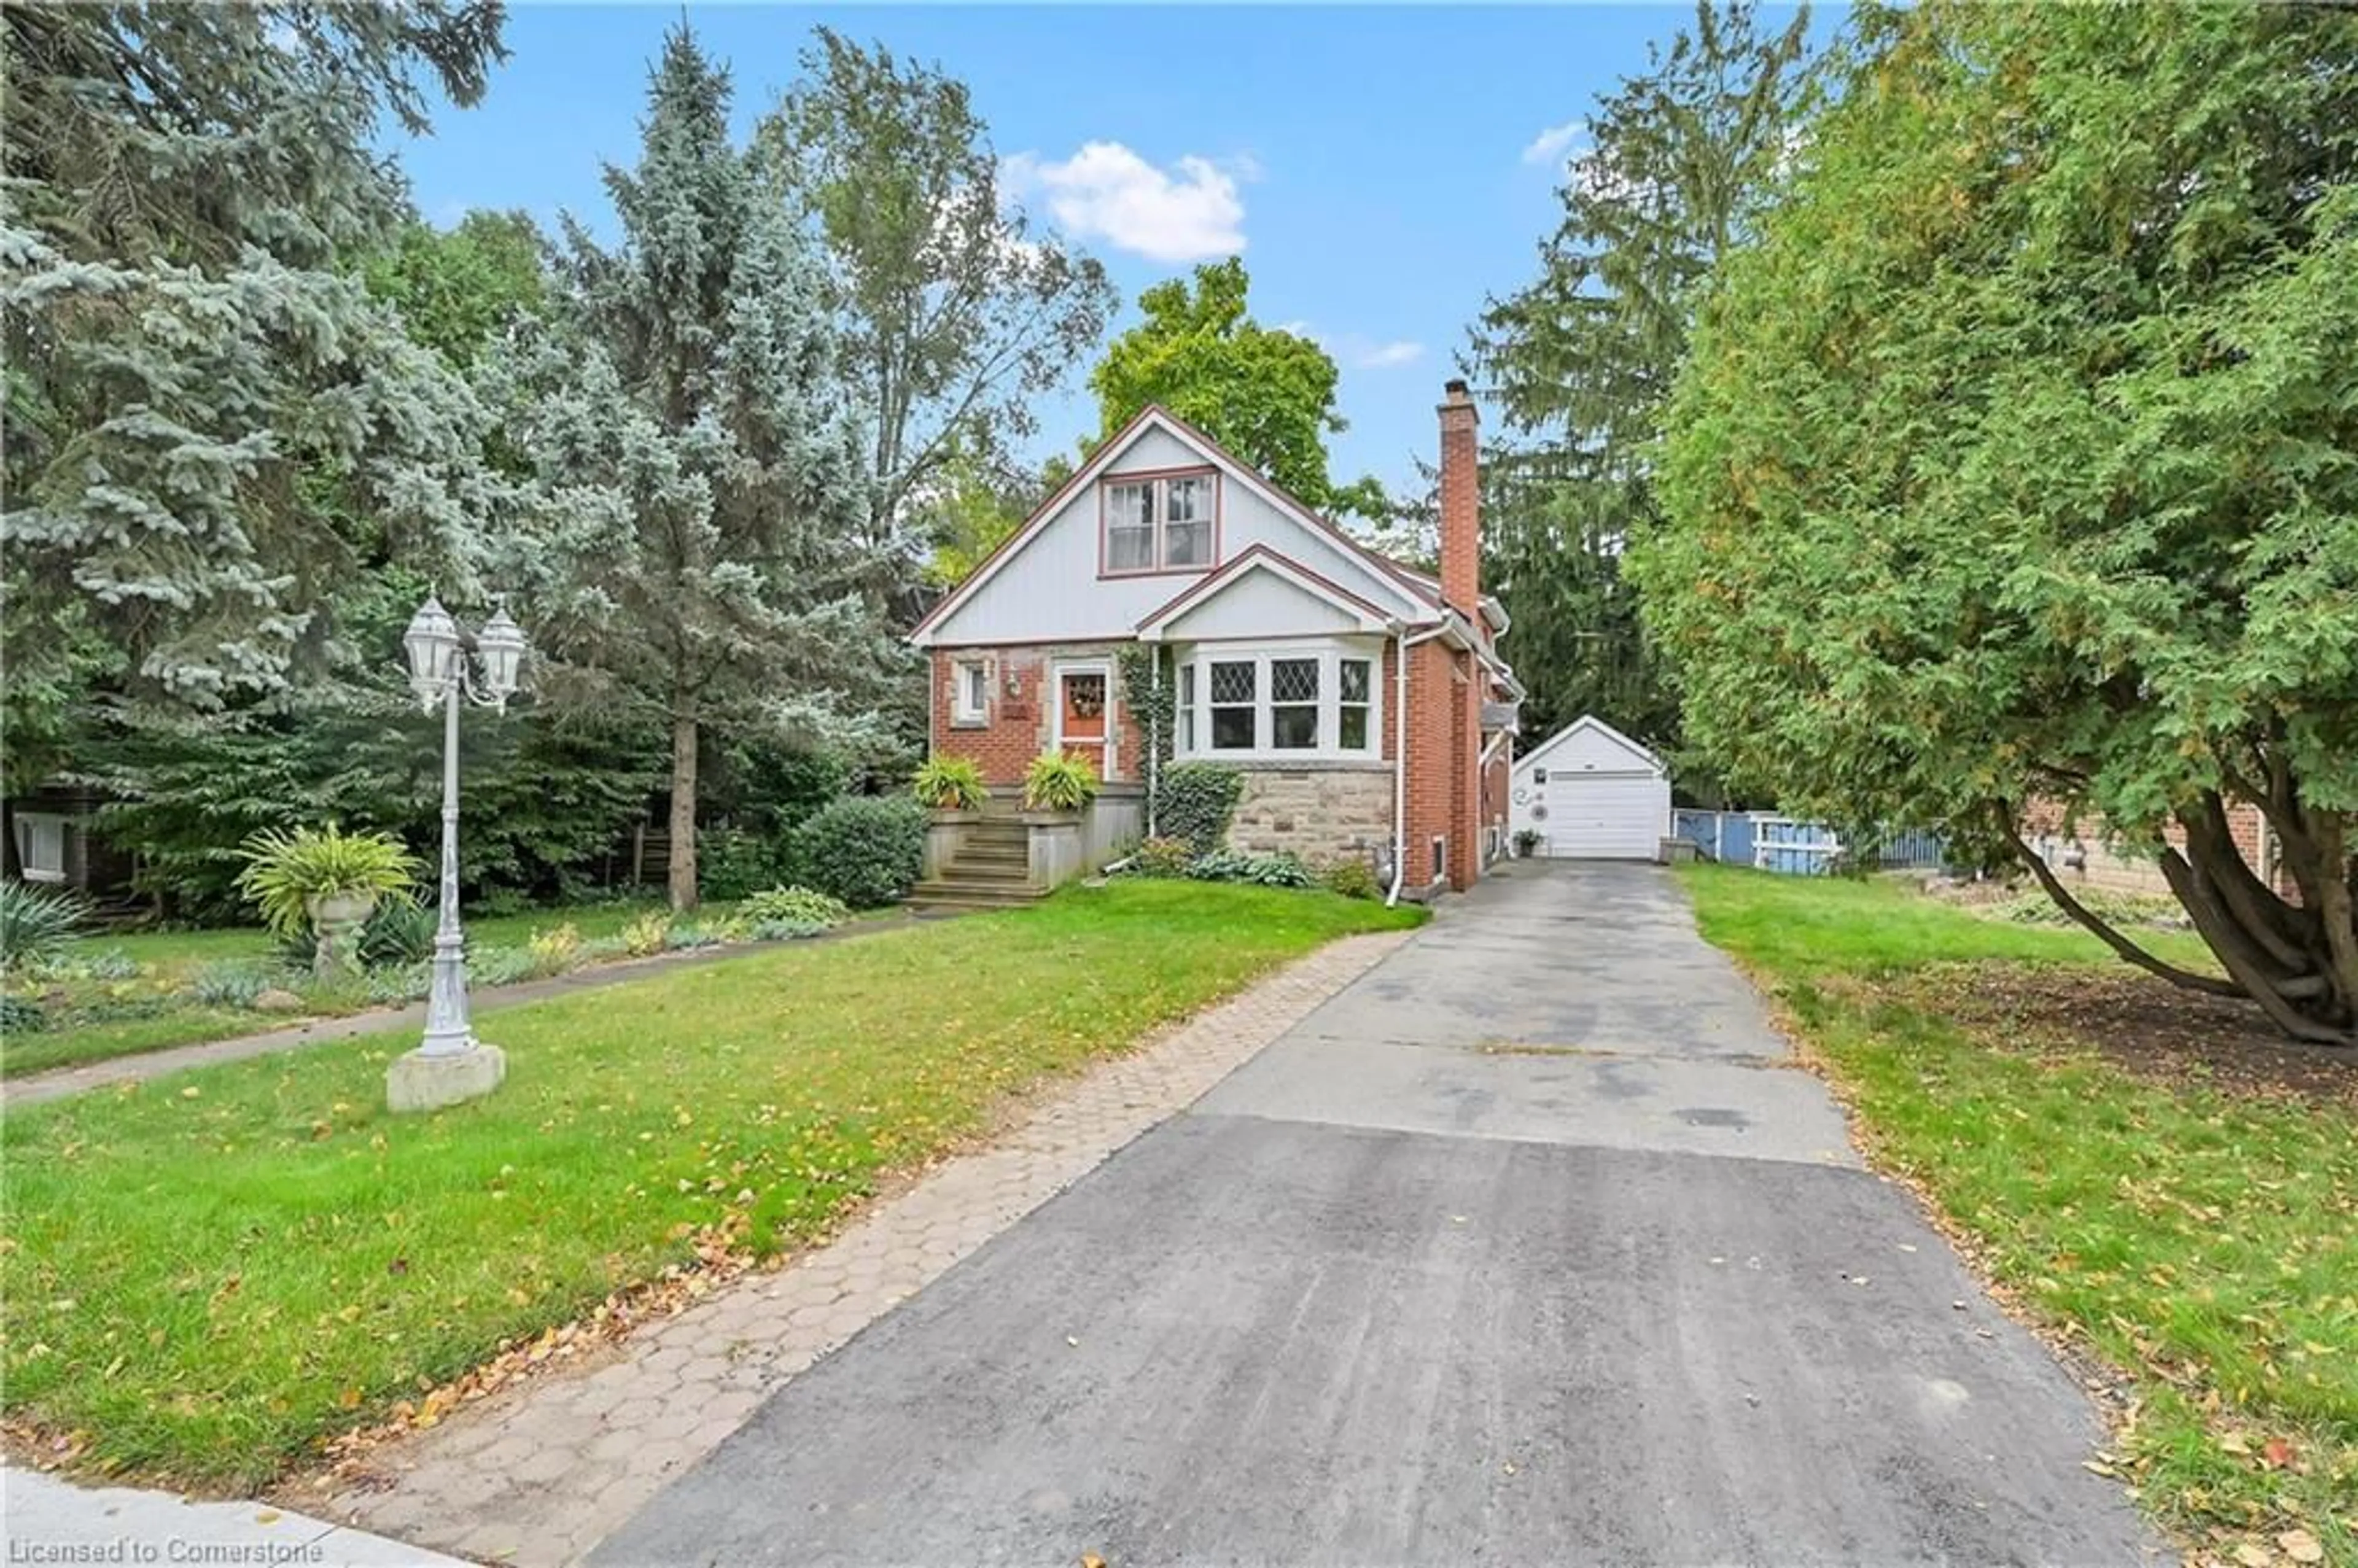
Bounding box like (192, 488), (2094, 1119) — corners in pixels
(1514, 715), (1665, 780)
(1161, 565), (1368, 642)
(915, 412), (1432, 646)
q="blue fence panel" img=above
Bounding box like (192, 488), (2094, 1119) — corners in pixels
(1671, 809), (1756, 865)
(1675, 810), (1948, 874)
(1872, 828), (1948, 870)
(1756, 817), (1842, 875)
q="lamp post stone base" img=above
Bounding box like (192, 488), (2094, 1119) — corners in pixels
(387, 1043), (507, 1114)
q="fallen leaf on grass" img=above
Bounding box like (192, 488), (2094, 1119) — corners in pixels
(2234, 1544), (2272, 1568)
(2260, 1437), (2296, 1470)
(2276, 1531), (2322, 1564)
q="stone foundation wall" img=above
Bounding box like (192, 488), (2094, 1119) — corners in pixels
(1227, 766), (1394, 869)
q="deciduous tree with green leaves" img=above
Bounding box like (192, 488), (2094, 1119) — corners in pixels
(763, 28), (1115, 545)
(1640, 1), (2358, 1042)
(362, 209), (549, 369)
(1090, 257), (1385, 519)
(489, 26), (897, 912)
(1469, 0), (1814, 761)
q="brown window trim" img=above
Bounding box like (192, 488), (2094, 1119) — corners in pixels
(1097, 465), (1221, 580)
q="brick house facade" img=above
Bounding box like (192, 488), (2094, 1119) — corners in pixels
(908, 390), (1520, 898)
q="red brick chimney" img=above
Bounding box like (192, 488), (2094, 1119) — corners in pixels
(1438, 379), (1479, 621)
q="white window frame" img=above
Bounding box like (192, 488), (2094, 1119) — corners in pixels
(14, 812), (69, 883)
(950, 658), (989, 725)
(1171, 640), (1385, 764)
(1100, 469), (1218, 576)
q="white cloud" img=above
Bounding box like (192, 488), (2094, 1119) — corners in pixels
(1275, 322), (1425, 371)
(1002, 142), (1250, 264)
(1356, 340), (1424, 370)
(1520, 119), (1586, 168)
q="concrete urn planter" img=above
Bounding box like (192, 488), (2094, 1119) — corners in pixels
(305, 889), (379, 981)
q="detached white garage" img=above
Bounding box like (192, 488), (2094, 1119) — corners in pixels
(1509, 715), (1671, 860)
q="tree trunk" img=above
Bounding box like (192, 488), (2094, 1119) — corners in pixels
(2165, 796), (2355, 1046)
(0, 797), (20, 883)
(668, 716), (699, 913)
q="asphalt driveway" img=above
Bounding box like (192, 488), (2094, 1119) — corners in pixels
(593, 863), (2160, 1567)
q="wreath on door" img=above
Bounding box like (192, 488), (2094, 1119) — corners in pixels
(1067, 678), (1105, 720)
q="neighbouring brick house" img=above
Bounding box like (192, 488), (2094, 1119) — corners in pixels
(2023, 798), (2300, 902)
(909, 384), (1522, 898)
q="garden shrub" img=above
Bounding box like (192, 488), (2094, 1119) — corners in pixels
(526, 922), (584, 977)
(469, 945), (541, 987)
(2, 993), (47, 1034)
(697, 826), (787, 904)
(739, 887), (850, 930)
(189, 960), (279, 1008)
(1158, 763), (1244, 853)
(69, 947), (141, 982)
(0, 882), (87, 972)
(1128, 836), (1195, 878)
(619, 910), (673, 957)
(1321, 858), (1382, 901)
(1187, 849), (1315, 888)
(788, 795), (927, 909)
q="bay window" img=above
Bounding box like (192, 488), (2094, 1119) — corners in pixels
(1102, 470), (1217, 574)
(1172, 643), (1382, 761)
(1208, 659), (1256, 750)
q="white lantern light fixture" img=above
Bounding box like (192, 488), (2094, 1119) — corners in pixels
(386, 591), (532, 1114)
(403, 596), (462, 712)
(475, 605), (527, 709)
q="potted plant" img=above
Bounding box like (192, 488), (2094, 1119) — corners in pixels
(1513, 828), (1545, 859)
(911, 755), (989, 815)
(1022, 751), (1100, 816)
(235, 825), (420, 981)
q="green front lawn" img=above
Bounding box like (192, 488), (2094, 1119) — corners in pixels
(4, 899), (753, 1081)
(1681, 866), (2355, 1564)
(2, 882), (1420, 1489)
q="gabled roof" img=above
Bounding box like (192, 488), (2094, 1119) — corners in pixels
(1133, 545), (1400, 642)
(908, 404), (1442, 647)
(1512, 714), (1667, 777)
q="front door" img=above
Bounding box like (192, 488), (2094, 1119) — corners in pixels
(1056, 667), (1111, 779)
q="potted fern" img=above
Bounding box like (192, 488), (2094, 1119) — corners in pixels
(912, 755), (990, 880)
(911, 755), (989, 815)
(235, 825), (421, 981)
(1022, 751), (1100, 816)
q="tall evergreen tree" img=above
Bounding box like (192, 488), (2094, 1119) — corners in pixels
(1, 4), (509, 734)
(491, 27), (893, 911)
(1469, 1), (1814, 761)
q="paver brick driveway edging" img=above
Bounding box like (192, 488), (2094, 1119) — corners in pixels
(307, 928), (1414, 1567)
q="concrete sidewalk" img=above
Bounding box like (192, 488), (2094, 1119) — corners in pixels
(4, 1467), (462, 1567)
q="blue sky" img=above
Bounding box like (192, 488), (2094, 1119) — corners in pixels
(393, 4), (1810, 499)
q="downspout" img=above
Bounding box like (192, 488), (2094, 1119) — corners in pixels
(1146, 650), (1160, 839)
(1477, 727), (1511, 866)
(1387, 623), (1452, 907)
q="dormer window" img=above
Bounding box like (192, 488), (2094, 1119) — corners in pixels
(1102, 470), (1217, 575)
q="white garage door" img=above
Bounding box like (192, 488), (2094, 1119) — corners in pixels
(1542, 772), (1665, 859)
